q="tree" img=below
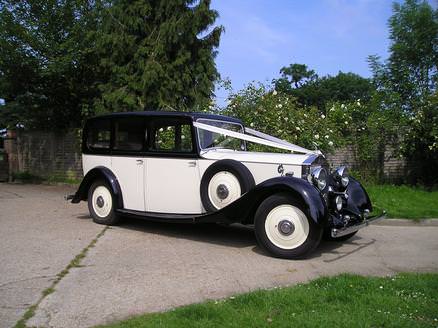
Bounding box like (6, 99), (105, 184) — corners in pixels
(94, 0), (222, 113)
(369, 0), (438, 186)
(274, 64), (374, 110)
(0, 0), (102, 130)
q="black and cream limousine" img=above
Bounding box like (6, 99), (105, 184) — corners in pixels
(67, 111), (385, 259)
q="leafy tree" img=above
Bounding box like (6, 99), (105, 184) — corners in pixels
(0, 0), (101, 130)
(369, 0), (438, 186)
(274, 65), (374, 110)
(95, 0), (222, 113)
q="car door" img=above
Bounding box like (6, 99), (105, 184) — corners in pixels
(145, 118), (202, 214)
(111, 117), (147, 211)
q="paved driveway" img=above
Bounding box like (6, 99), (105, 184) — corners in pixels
(1, 183), (438, 328)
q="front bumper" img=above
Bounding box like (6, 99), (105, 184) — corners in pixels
(331, 211), (386, 238)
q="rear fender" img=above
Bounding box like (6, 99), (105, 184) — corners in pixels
(72, 166), (123, 209)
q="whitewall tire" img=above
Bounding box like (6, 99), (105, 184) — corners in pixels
(207, 171), (242, 210)
(88, 180), (120, 225)
(254, 193), (322, 259)
(200, 159), (255, 212)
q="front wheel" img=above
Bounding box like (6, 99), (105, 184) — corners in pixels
(254, 193), (322, 259)
(88, 180), (120, 225)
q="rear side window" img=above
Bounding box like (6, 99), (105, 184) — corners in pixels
(113, 118), (146, 152)
(152, 120), (193, 153)
(86, 119), (111, 150)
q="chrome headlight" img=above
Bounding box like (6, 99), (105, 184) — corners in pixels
(308, 167), (327, 190)
(334, 166), (349, 188)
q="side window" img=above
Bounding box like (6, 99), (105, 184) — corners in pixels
(86, 119), (111, 150)
(113, 118), (146, 152)
(152, 120), (193, 153)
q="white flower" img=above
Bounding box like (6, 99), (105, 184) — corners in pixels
(304, 113), (308, 118)
(314, 134), (319, 139)
(341, 104), (346, 109)
(250, 122), (254, 127)
(159, 128), (164, 132)
(321, 114), (326, 119)
(325, 135), (329, 139)
(167, 126), (172, 131)
(181, 135), (185, 139)
(284, 117), (289, 122)
(356, 100), (361, 106)
(296, 127), (301, 131)
(330, 106), (335, 112)
(329, 129), (333, 133)
(272, 90), (278, 96)
(328, 141), (334, 146)
(344, 121), (348, 125)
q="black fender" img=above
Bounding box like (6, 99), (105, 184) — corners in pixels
(71, 166), (123, 209)
(197, 176), (328, 226)
(345, 177), (372, 216)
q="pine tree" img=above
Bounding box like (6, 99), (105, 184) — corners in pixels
(95, 0), (223, 112)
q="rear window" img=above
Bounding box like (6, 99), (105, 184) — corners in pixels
(86, 119), (111, 150)
(113, 118), (145, 151)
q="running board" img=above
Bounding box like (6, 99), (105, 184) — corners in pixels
(116, 209), (198, 223)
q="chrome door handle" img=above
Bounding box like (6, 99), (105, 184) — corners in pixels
(188, 161), (196, 167)
(136, 159), (143, 165)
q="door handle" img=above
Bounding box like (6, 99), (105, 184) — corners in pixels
(136, 159), (143, 165)
(188, 161), (196, 167)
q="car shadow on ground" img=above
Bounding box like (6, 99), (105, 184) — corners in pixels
(78, 214), (376, 260)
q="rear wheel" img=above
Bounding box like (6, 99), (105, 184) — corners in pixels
(88, 180), (120, 225)
(254, 193), (322, 259)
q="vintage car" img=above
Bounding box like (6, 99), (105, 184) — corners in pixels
(68, 111), (385, 259)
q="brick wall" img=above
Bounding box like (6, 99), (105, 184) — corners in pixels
(5, 130), (83, 181)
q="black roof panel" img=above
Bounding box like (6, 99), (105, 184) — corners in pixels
(89, 111), (243, 125)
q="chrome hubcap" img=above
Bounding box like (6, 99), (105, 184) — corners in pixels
(278, 219), (295, 236)
(216, 184), (229, 200)
(96, 196), (104, 208)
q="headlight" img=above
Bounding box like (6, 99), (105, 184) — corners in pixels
(335, 196), (343, 211)
(334, 166), (349, 188)
(308, 167), (327, 190)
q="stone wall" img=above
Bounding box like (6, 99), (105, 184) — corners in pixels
(4, 130), (82, 181)
(326, 145), (407, 183)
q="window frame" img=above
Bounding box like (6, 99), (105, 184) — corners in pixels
(82, 118), (112, 155)
(147, 117), (198, 157)
(111, 117), (148, 155)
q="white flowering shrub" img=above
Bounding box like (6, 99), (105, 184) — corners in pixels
(216, 83), (343, 153)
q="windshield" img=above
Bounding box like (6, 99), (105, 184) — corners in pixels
(196, 119), (245, 150)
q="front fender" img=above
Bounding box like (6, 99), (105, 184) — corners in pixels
(345, 177), (372, 215)
(211, 176), (328, 225)
(72, 166), (123, 209)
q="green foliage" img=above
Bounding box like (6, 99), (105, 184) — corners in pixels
(274, 65), (374, 110)
(0, 0), (222, 130)
(98, 273), (438, 328)
(0, 0), (102, 130)
(94, 0), (222, 113)
(218, 83), (343, 153)
(369, 0), (438, 186)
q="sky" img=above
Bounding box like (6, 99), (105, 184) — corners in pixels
(210, 0), (435, 103)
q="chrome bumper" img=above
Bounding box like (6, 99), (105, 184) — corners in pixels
(331, 211), (387, 238)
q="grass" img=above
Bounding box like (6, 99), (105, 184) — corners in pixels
(366, 185), (438, 219)
(98, 273), (438, 328)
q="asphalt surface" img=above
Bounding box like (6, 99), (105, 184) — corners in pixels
(1, 183), (437, 328)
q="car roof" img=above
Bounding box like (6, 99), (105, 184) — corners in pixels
(88, 111), (243, 125)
